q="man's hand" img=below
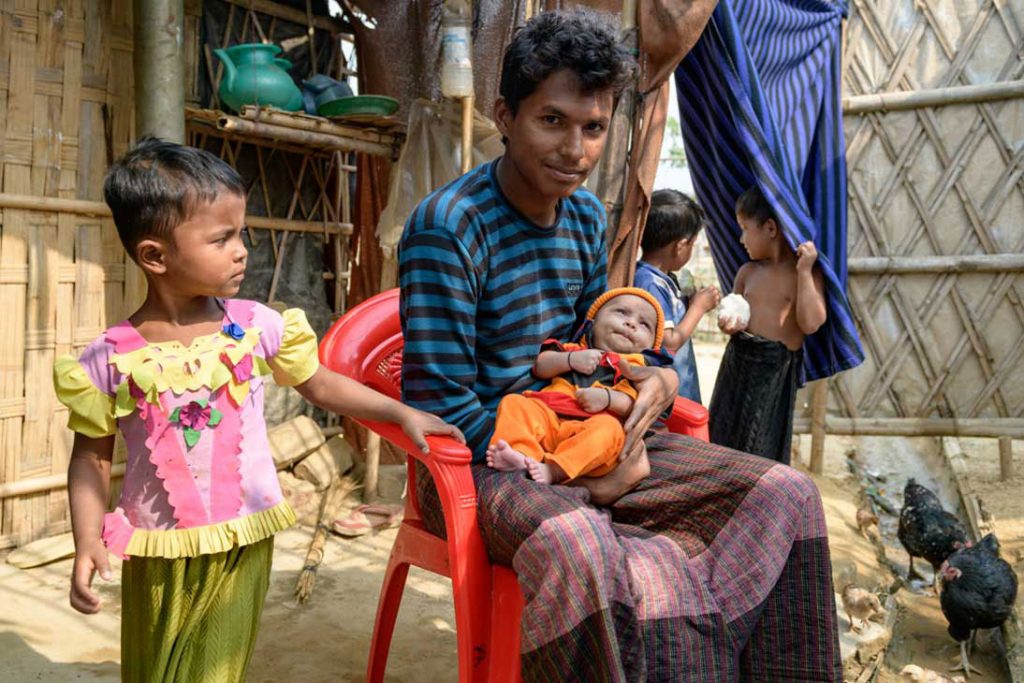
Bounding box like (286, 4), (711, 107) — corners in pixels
(796, 241), (818, 273)
(617, 358), (677, 457)
(567, 349), (602, 374)
(70, 539), (111, 615)
(576, 440), (650, 506)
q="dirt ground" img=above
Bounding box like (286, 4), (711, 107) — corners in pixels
(2, 338), (1021, 682)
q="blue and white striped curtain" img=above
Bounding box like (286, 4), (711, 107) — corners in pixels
(674, 0), (864, 382)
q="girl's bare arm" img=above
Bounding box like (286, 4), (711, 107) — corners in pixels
(68, 434), (115, 614)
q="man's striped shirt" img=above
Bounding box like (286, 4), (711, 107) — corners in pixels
(398, 159), (608, 462)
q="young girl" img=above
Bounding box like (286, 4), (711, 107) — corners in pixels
(53, 138), (462, 683)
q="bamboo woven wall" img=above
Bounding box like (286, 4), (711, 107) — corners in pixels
(0, 0), (149, 549)
(795, 0), (1024, 437)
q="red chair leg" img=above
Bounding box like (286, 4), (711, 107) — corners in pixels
(366, 554), (412, 683)
(488, 566), (525, 683)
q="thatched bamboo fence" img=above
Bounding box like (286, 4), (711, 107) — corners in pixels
(799, 0), (1024, 479)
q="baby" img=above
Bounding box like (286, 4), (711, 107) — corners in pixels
(486, 287), (671, 484)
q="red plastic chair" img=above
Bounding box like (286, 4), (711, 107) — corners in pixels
(319, 288), (710, 683)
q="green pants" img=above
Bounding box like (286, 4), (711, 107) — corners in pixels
(120, 537), (274, 683)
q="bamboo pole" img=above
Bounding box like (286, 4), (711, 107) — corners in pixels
(235, 105), (402, 147)
(999, 436), (1014, 481)
(0, 463), (126, 499)
(135, 0), (186, 142)
(792, 417), (1024, 439)
(246, 215), (352, 235)
(809, 379), (828, 474)
(460, 95), (474, 174)
(848, 253), (1024, 274)
(222, 0), (344, 32)
(621, 0), (637, 31)
(363, 432), (381, 503)
(0, 194), (351, 235)
(217, 115), (398, 158)
(843, 79), (1024, 114)
(0, 193), (111, 216)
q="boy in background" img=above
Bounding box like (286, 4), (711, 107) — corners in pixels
(708, 185), (827, 464)
(634, 189), (719, 403)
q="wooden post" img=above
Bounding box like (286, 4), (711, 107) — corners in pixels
(461, 95), (474, 174)
(809, 379), (829, 474)
(364, 432), (381, 502)
(134, 0), (186, 142)
(999, 436), (1014, 481)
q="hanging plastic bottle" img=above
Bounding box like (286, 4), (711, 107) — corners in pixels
(440, 3), (474, 98)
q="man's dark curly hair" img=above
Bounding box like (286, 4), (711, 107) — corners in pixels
(499, 9), (635, 115)
(642, 189), (706, 253)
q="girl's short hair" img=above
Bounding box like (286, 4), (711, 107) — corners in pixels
(499, 9), (635, 116)
(103, 137), (245, 257)
(642, 189), (705, 253)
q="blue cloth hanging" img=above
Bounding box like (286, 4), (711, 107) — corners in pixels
(674, 0), (863, 382)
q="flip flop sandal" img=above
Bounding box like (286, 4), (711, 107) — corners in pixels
(331, 504), (403, 538)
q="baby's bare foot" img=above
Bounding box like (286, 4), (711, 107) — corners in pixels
(526, 460), (555, 485)
(487, 440), (531, 472)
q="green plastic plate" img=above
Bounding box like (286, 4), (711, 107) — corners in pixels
(317, 95), (399, 119)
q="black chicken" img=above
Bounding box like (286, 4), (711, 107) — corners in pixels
(939, 534), (1018, 678)
(898, 479), (970, 586)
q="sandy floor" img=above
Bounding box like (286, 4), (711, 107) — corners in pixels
(2, 338), (1020, 682)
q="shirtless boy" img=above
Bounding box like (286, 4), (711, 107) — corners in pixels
(707, 185), (827, 463)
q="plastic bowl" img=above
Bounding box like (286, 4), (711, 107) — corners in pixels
(317, 94), (399, 119)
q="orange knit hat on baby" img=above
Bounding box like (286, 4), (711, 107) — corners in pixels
(586, 287), (665, 349)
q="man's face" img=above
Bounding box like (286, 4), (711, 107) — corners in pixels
(494, 69), (614, 207)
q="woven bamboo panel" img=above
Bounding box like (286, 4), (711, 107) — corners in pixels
(795, 0), (1024, 432)
(0, 0), (150, 548)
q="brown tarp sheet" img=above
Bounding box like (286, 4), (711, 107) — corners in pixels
(344, 0), (716, 290)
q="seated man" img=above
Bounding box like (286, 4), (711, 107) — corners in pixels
(398, 9), (841, 681)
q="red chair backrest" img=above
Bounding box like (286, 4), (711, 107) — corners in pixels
(320, 289), (404, 400)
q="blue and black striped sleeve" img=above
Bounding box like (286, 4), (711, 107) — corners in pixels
(573, 204), (609, 324)
(399, 227), (494, 460)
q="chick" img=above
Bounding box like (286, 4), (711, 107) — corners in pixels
(856, 506), (879, 539)
(841, 583), (886, 633)
(899, 664), (965, 682)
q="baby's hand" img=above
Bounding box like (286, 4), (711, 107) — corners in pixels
(567, 349), (602, 375)
(692, 286), (721, 313)
(796, 241), (818, 272)
(576, 387), (612, 413)
(70, 539), (111, 615)
(399, 409), (465, 453)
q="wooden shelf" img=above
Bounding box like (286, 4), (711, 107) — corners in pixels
(186, 106), (403, 159)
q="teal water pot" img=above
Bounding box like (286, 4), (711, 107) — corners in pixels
(213, 43), (303, 112)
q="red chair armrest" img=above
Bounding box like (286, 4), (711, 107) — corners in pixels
(665, 396), (710, 442)
(357, 419), (474, 468)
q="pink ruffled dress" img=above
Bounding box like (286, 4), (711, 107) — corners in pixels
(53, 299), (319, 559)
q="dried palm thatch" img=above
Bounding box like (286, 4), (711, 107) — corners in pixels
(294, 475), (358, 603)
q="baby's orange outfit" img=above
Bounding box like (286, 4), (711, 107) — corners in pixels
(491, 287), (669, 480)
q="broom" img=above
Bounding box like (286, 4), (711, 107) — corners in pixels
(294, 475), (357, 603)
